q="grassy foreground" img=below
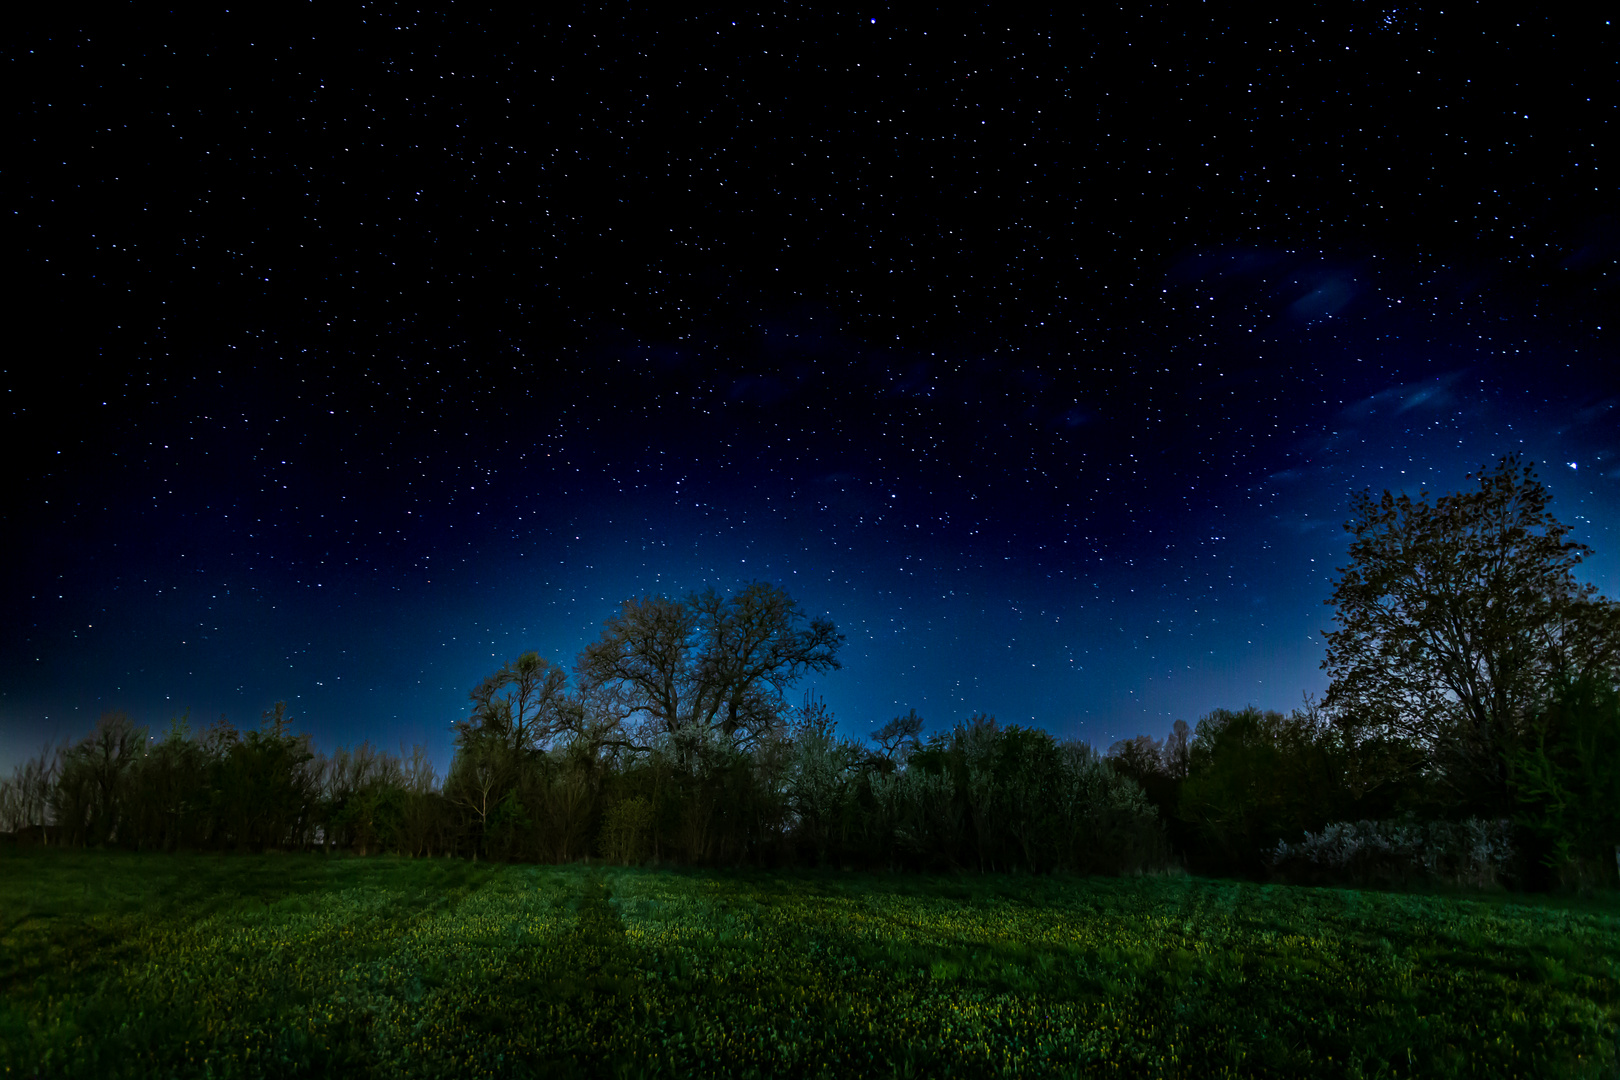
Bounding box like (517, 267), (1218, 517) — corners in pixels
(1, 851), (1616, 1078)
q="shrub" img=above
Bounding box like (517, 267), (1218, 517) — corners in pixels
(1270, 816), (1515, 888)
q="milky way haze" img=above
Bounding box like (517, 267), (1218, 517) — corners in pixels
(7, 8), (1618, 772)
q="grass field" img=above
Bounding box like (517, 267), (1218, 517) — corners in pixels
(1, 851), (1616, 1078)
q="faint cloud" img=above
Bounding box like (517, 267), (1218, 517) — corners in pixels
(1288, 277), (1356, 320)
(1163, 246), (1365, 322)
(1341, 371), (1464, 420)
(1575, 398), (1617, 425)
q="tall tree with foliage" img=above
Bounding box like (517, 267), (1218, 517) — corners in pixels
(1507, 675), (1620, 887)
(1177, 706), (1348, 875)
(1322, 455), (1620, 814)
(122, 715), (208, 850)
(217, 702), (316, 851)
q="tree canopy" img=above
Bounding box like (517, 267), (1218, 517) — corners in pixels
(458, 651), (576, 754)
(1321, 454), (1620, 810)
(576, 581), (844, 762)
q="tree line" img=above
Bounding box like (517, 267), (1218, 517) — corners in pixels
(0, 697), (1164, 876)
(4, 456), (1617, 889)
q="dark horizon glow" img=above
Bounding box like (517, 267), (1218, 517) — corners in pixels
(6, 9), (1619, 776)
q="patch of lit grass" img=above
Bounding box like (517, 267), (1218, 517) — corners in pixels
(2, 850), (1616, 1077)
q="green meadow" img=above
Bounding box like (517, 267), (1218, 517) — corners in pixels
(2, 851), (1616, 1078)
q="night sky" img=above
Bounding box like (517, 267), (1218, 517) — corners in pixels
(8, 7), (1620, 775)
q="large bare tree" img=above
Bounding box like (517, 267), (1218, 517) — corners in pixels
(459, 651), (575, 753)
(576, 582), (844, 764)
(1322, 454), (1620, 807)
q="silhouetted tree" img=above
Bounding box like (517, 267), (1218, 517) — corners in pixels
(882, 737), (964, 869)
(1177, 706), (1348, 876)
(217, 703), (315, 850)
(123, 714), (209, 850)
(51, 711), (143, 846)
(0, 744), (60, 841)
(1054, 740), (1165, 874)
(1507, 675), (1620, 888)
(444, 729), (517, 859)
(794, 690), (838, 741)
(1162, 718), (1190, 779)
(461, 652), (577, 754)
(576, 582), (843, 767)
(1323, 455), (1620, 815)
(1108, 733), (1165, 783)
(787, 722), (863, 865)
(872, 709), (925, 767)
(1108, 725), (1193, 858)
(397, 743), (447, 856)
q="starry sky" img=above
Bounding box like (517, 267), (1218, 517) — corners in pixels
(7, 6), (1620, 774)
